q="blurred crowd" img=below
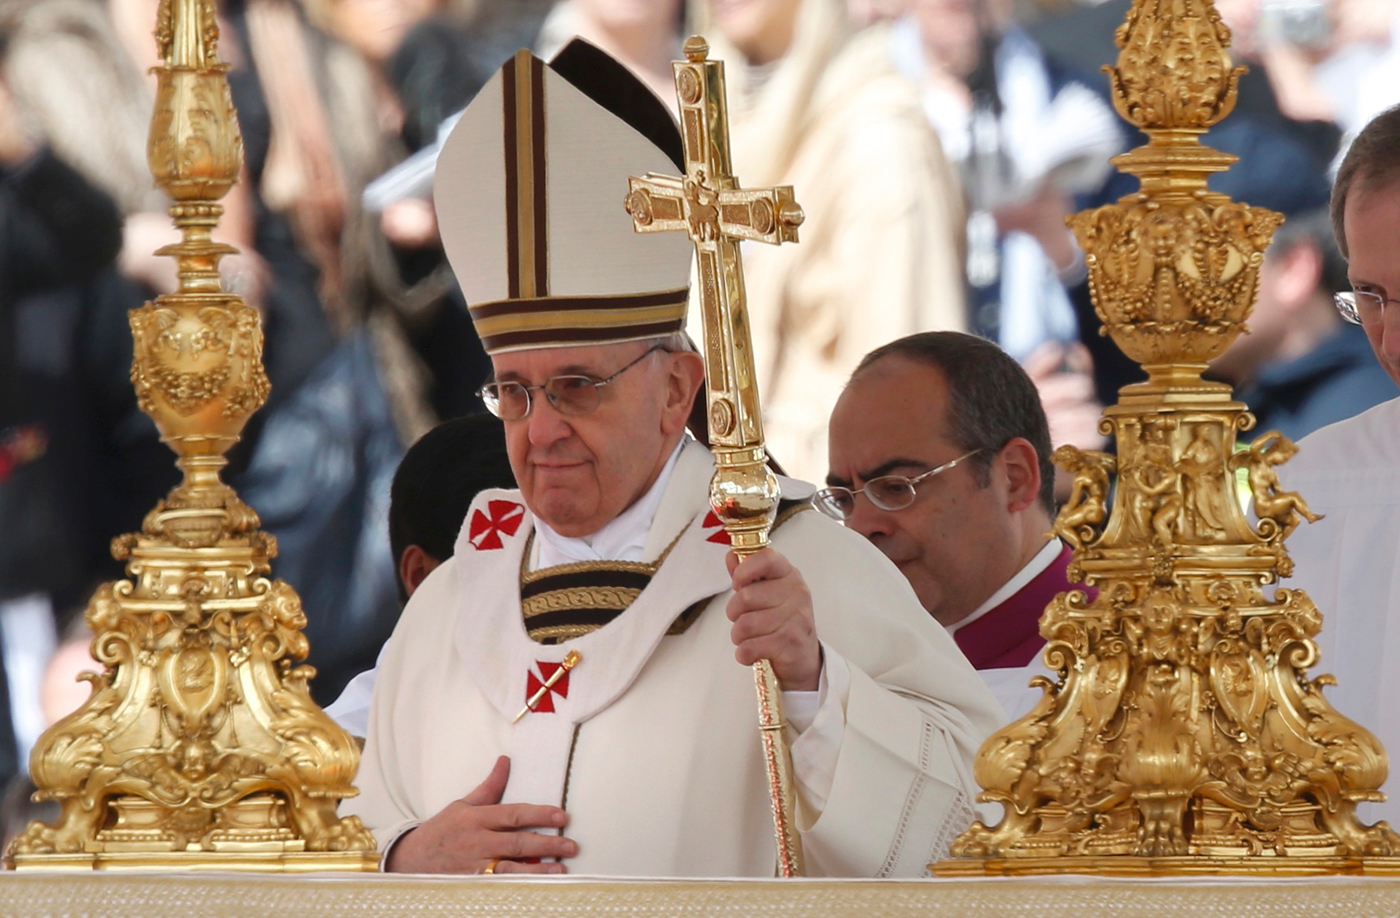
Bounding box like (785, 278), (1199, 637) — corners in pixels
(1, 0), (1396, 842)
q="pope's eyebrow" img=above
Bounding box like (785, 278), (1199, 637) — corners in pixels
(493, 363), (600, 384)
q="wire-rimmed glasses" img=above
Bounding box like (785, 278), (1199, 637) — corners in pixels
(811, 449), (985, 522)
(1334, 290), (1400, 325)
(478, 346), (663, 420)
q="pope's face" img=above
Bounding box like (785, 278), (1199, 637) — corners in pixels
(826, 356), (1024, 626)
(1344, 176), (1400, 387)
(491, 341), (700, 538)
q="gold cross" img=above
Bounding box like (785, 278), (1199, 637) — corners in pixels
(624, 36), (804, 465)
(625, 35), (805, 879)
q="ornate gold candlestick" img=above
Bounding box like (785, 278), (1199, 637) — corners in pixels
(5, 0), (377, 870)
(936, 0), (1400, 876)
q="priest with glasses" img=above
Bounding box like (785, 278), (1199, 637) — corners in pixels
(340, 43), (999, 878)
(820, 331), (1096, 721)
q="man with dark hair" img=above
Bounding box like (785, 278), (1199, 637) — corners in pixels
(325, 414), (516, 737)
(386, 414), (515, 602)
(1211, 208), (1397, 441)
(821, 331), (1093, 719)
(1275, 103), (1400, 828)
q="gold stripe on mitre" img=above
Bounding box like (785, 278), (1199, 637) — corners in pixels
(470, 288), (688, 354)
(502, 50), (548, 300)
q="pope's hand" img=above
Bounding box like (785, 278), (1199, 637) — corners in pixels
(384, 756), (578, 874)
(726, 547), (821, 692)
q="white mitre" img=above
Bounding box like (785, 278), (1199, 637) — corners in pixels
(435, 40), (694, 354)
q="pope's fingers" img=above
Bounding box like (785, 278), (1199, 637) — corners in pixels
(729, 599), (809, 642)
(478, 802), (569, 831)
(727, 547), (796, 590)
(726, 577), (809, 622)
(487, 827), (579, 861)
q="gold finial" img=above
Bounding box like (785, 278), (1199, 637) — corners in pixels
(7, 0), (377, 871)
(684, 35), (709, 63)
(1108, 0), (1243, 133)
(935, 0), (1400, 877)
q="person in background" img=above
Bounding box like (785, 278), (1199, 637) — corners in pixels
(700, 0), (968, 484)
(325, 413), (515, 737)
(823, 331), (1092, 720)
(1276, 104), (1400, 828)
(0, 55), (123, 803)
(536, 0), (684, 108)
(1211, 207), (1398, 442)
(887, 0), (1116, 470)
(890, 0), (1120, 362)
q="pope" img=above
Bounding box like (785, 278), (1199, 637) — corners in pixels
(340, 40), (1000, 878)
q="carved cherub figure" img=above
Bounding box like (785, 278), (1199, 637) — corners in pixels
(1052, 445), (1117, 549)
(1229, 431), (1322, 542)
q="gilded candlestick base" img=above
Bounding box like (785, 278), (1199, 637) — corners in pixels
(936, 0), (1398, 878)
(5, 0), (376, 871)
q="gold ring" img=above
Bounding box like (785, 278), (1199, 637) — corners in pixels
(481, 858), (501, 875)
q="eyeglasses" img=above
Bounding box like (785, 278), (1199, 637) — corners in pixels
(478, 346), (664, 421)
(811, 449), (985, 522)
(1334, 290), (1400, 325)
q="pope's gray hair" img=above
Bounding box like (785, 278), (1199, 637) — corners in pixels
(644, 330), (697, 354)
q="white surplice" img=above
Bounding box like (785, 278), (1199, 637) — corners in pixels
(342, 439), (1001, 877)
(1278, 395), (1400, 826)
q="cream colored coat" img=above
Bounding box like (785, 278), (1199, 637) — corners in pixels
(343, 441), (1000, 877)
(711, 18), (967, 481)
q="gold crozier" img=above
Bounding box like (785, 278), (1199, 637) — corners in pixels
(625, 35), (805, 877)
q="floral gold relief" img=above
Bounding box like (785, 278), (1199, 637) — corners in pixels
(936, 0), (1400, 878)
(4, 0), (377, 871)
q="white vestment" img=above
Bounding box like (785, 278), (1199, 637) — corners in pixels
(342, 439), (1001, 876)
(1278, 395), (1400, 826)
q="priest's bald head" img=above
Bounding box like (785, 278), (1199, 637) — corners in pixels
(824, 332), (1056, 626)
(435, 41), (706, 536)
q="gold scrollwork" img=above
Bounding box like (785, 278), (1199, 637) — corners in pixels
(936, 0), (1399, 878)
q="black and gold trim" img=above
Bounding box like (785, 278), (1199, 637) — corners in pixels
(521, 567), (652, 645)
(502, 50), (549, 300)
(470, 287), (689, 355)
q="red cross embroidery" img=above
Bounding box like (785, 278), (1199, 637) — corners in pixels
(524, 660), (571, 714)
(468, 499), (525, 551)
(701, 510), (733, 545)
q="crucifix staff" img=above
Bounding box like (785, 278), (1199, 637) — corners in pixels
(625, 35), (806, 878)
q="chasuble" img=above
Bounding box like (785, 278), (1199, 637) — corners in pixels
(342, 439), (1001, 877)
